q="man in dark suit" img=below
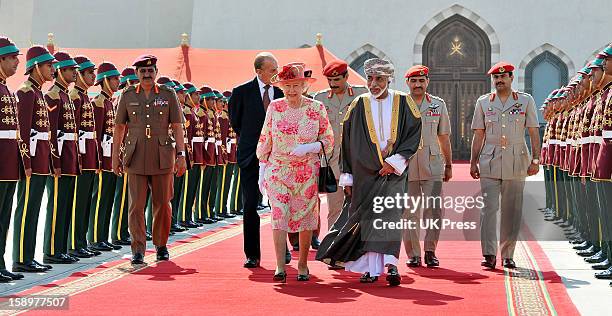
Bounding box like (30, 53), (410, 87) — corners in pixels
(229, 52), (285, 268)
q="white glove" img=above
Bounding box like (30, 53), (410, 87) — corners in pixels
(290, 142), (321, 157)
(258, 162), (267, 193)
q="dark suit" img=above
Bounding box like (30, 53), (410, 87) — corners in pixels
(229, 77), (283, 260)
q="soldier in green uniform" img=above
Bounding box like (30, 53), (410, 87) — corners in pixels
(470, 62), (540, 270)
(87, 62), (122, 252)
(113, 54), (186, 264)
(13, 45), (59, 273)
(0, 37), (25, 281)
(43, 51), (81, 264)
(69, 55), (100, 258)
(195, 86), (218, 224)
(111, 67), (139, 246)
(403, 65), (453, 268)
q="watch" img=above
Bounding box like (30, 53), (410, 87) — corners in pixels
(531, 158), (539, 164)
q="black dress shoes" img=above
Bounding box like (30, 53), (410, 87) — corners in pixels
(43, 254), (74, 264)
(311, 237), (321, 250)
(407, 256), (422, 267)
(90, 242), (113, 252)
(235, 209), (244, 215)
(386, 265), (401, 286)
(576, 246), (597, 257)
(179, 221), (199, 229)
(70, 248), (94, 258)
(573, 241), (591, 251)
(33, 260), (52, 270)
(585, 251), (606, 263)
(156, 246), (170, 261)
(13, 261), (48, 273)
(86, 247), (102, 256)
(196, 218), (215, 224)
(103, 241), (122, 250)
(481, 255), (496, 269)
(502, 258), (516, 269)
(171, 224), (188, 232)
(0, 269), (24, 280)
(131, 253), (145, 265)
(220, 213), (236, 218)
(424, 251), (440, 267)
(592, 259), (611, 270)
(146, 232), (153, 241)
(243, 258), (260, 268)
(594, 267), (612, 279)
(285, 247), (292, 264)
(113, 238), (131, 246)
(0, 274), (11, 282)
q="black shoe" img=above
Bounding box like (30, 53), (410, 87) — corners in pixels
(66, 253), (80, 262)
(243, 258), (260, 268)
(131, 253), (145, 265)
(573, 241), (591, 250)
(273, 271), (287, 283)
(235, 209), (244, 215)
(594, 267), (612, 279)
(592, 259), (611, 270)
(13, 261), (48, 273)
(481, 255), (496, 269)
(103, 241), (122, 250)
(156, 246), (170, 261)
(90, 242), (113, 252)
(196, 218), (215, 224)
(359, 272), (378, 283)
(585, 251), (606, 263)
(577, 246), (597, 257)
(285, 247), (292, 264)
(212, 216), (224, 221)
(0, 274), (11, 282)
(386, 265), (401, 286)
(0, 269), (23, 280)
(171, 224), (188, 232)
(220, 213), (236, 218)
(311, 237), (320, 250)
(328, 264), (343, 270)
(113, 239), (131, 246)
(70, 248), (94, 258)
(406, 256), (422, 267)
(569, 237), (585, 245)
(502, 258), (516, 269)
(32, 260), (52, 270)
(179, 221), (199, 228)
(43, 254), (74, 264)
(257, 204), (266, 210)
(85, 247), (102, 256)
(424, 251), (439, 267)
(146, 232), (153, 241)
(297, 268), (310, 281)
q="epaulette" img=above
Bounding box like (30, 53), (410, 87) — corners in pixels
(313, 88), (330, 99)
(158, 84), (174, 92)
(18, 81), (33, 94)
(93, 94), (105, 108)
(399, 91), (421, 119)
(183, 107), (192, 115)
(123, 85), (137, 94)
(428, 94), (445, 103)
(45, 85), (61, 100)
(69, 88), (81, 101)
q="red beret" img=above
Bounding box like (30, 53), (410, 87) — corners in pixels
(323, 59), (348, 77)
(487, 61), (515, 75)
(405, 65), (429, 78)
(132, 54), (157, 67)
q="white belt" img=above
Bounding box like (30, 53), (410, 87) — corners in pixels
(542, 143), (548, 148)
(0, 130), (18, 139)
(566, 139), (574, 146)
(549, 139), (559, 145)
(29, 130), (50, 156)
(205, 137), (215, 144)
(31, 130), (50, 140)
(102, 134), (113, 157)
(558, 141), (566, 146)
(192, 136), (204, 143)
(79, 131), (96, 139)
(58, 132), (77, 141)
(603, 130), (612, 139)
(593, 136), (604, 144)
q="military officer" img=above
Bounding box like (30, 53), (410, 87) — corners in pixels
(88, 62), (122, 252)
(470, 62), (540, 269)
(43, 51), (81, 264)
(313, 60), (368, 232)
(69, 55), (100, 258)
(403, 65), (452, 268)
(0, 37), (25, 281)
(195, 86), (218, 224)
(111, 67), (140, 246)
(13, 45), (59, 273)
(113, 54), (186, 264)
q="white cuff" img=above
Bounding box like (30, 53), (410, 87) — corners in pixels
(339, 173), (353, 187)
(385, 153), (408, 175)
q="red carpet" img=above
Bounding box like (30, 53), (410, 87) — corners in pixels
(4, 164), (578, 315)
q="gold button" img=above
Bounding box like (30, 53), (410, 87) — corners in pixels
(502, 114), (505, 117)
(146, 105), (150, 108)
(132, 111), (135, 115)
(502, 125), (506, 128)
(159, 111), (163, 115)
(147, 124), (150, 127)
(127, 141), (131, 144)
(339, 111), (343, 115)
(146, 115), (150, 118)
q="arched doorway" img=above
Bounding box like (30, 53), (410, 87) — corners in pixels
(349, 51), (378, 78)
(423, 14), (491, 160)
(525, 51), (568, 125)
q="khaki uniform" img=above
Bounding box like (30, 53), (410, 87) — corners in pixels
(471, 91), (539, 258)
(313, 85), (368, 228)
(404, 94), (451, 257)
(115, 84), (183, 254)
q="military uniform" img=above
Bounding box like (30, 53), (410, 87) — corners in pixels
(43, 52), (81, 264)
(313, 60), (368, 228)
(13, 46), (58, 272)
(69, 56), (100, 258)
(0, 37), (26, 281)
(224, 90), (242, 215)
(111, 67), (139, 245)
(214, 91), (235, 218)
(404, 91), (451, 263)
(195, 86), (219, 223)
(88, 63), (120, 251)
(471, 62), (539, 263)
(114, 54), (184, 257)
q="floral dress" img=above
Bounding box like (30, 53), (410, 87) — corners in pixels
(256, 97), (334, 232)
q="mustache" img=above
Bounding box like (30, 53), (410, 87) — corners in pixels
(330, 85), (339, 89)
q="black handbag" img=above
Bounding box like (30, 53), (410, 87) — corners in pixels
(318, 141), (338, 193)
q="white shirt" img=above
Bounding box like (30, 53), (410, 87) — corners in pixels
(339, 89), (408, 187)
(257, 76), (274, 103)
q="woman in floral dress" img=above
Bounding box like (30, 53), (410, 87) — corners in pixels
(256, 62), (333, 282)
